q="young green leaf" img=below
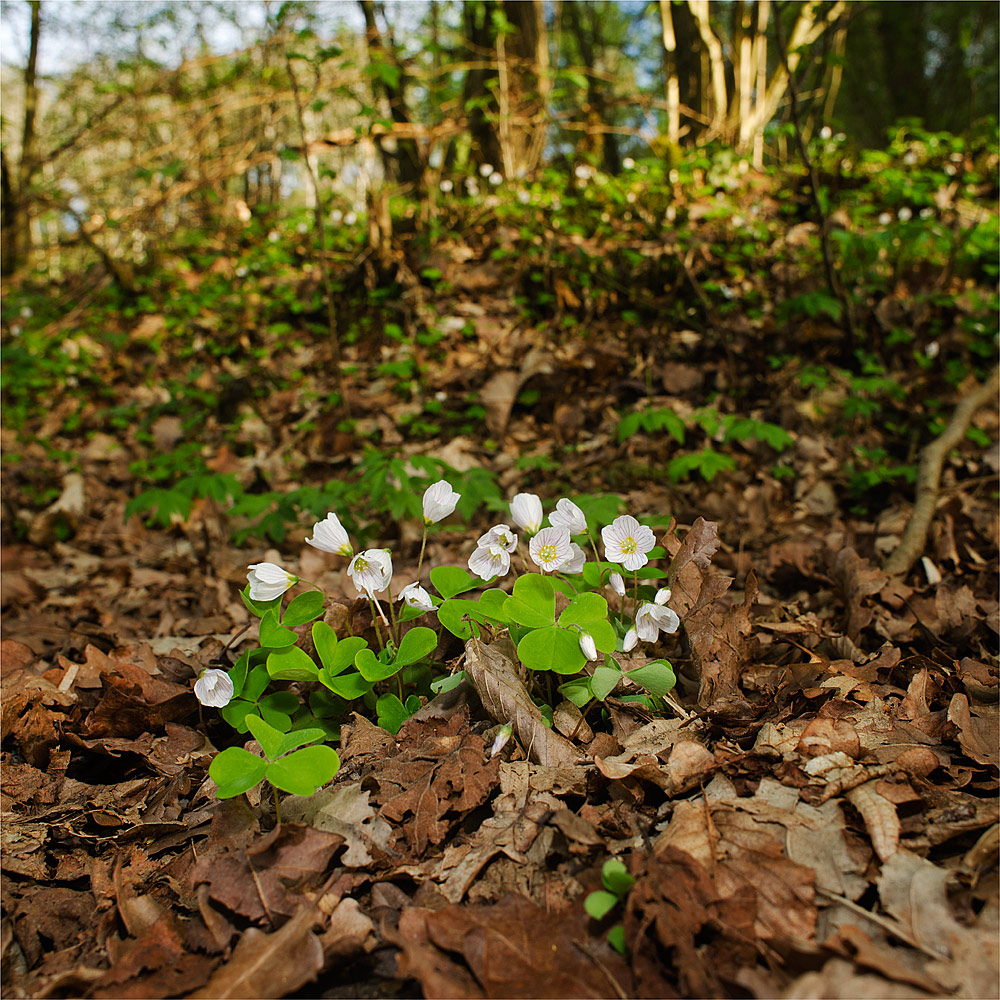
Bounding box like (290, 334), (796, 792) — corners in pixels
(584, 890), (619, 921)
(430, 565), (478, 599)
(312, 623), (366, 677)
(259, 609), (298, 648)
(282, 590), (325, 627)
(602, 858), (635, 897)
(393, 626), (437, 667)
(243, 713), (287, 761)
(517, 625), (586, 674)
(590, 665), (621, 701)
(376, 692), (412, 734)
(355, 646), (401, 683)
(266, 646), (319, 682)
(437, 598), (485, 640)
(503, 573), (555, 627)
(607, 923), (627, 955)
(557, 676), (593, 708)
(626, 660), (676, 697)
(264, 744), (339, 795)
(477, 588), (512, 623)
(209, 746), (268, 798)
(319, 669), (373, 700)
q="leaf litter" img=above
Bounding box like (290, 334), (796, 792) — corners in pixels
(3, 240), (999, 998)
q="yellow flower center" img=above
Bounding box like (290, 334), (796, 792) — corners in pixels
(621, 536), (637, 555)
(539, 544), (558, 563)
(355, 557), (368, 571)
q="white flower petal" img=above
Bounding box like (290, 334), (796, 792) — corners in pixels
(247, 562), (297, 601)
(563, 542), (586, 574)
(609, 572), (626, 596)
(549, 498), (587, 535)
(579, 633), (598, 661)
(655, 587), (672, 605)
(623, 628), (639, 652)
(478, 523), (518, 553)
(194, 668), (235, 708)
(422, 480), (461, 523)
(306, 512), (353, 556)
(398, 582), (435, 612)
(347, 549), (393, 595)
(529, 526), (572, 573)
(469, 542), (510, 580)
(510, 493), (544, 534)
(601, 515), (656, 571)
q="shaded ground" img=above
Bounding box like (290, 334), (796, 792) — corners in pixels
(2, 154), (999, 998)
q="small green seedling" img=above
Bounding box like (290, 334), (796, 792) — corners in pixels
(208, 713), (340, 820)
(585, 857), (635, 954)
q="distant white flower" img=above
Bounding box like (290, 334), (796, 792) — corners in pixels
(819, 126), (833, 139)
(622, 157), (635, 170)
(347, 549), (393, 596)
(267, 230), (280, 243)
(563, 542), (586, 575)
(549, 498), (587, 535)
(897, 206), (913, 222)
(422, 480), (461, 524)
(634, 601), (680, 642)
(465, 178), (480, 196)
(654, 588), (672, 605)
(235, 265), (248, 278)
(439, 179), (454, 193)
(489, 723), (513, 758)
(924, 341), (940, 359)
(517, 189), (531, 205)
(478, 523), (518, 552)
(579, 633), (598, 662)
(479, 162), (493, 177)
(510, 493), (544, 534)
(919, 207), (934, 220)
(609, 572), (626, 596)
(247, 562), (298, 601)
(469, 542), (510, 580)
(330, 209), (343, 225)
(602, 515), (656, 571)
(489, 172), (502, 186)
(344, 211), (358, 225)
(529, 526), (572, 573)
(296, 222), (309, 234)
(194, 668), (234, 708)
(20, 307), (32, 319)
(623, 628), (639, 652)
(306, 512), (353, 556)
(398, 582), (434, 612)
(878, 212), (892, 226)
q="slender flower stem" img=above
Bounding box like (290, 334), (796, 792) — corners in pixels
(367, 597), (387, 651)
(632, 570), (639, 615)
(416, 526), (429, 576)
(586, 532), (603, 577)
(386, 583), (401, 646)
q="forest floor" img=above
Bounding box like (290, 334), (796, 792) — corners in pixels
(2, 161), (999, 998)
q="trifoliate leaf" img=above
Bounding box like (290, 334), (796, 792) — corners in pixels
(319, 669), (373, 700)
(393, 626), (437, 666)
(312, 623), (366, 677)
(602, 858), (635, 897)
(264, 745), (339, 796)
(259, 609), (298, 648)
(209, 746), (268, 798)
(517, 625), (585, 674)
(503, 573), (555, 626)
(282, 590), (325, 627)
(430, 565), (478, 599)
(266, 646), (319, 682)
(626, 659), (677, 697)
(355, 646), (400, 683)
(243, 713), (286, 761)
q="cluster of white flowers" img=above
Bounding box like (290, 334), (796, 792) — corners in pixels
(623, 588), (679, 651)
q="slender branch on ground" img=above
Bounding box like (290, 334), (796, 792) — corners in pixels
(884, 364), (1000, 577)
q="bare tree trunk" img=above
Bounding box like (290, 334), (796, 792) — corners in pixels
(659, 0), (681, 148)
(2, 0), (41, 274)
(688, 0), (728, 140)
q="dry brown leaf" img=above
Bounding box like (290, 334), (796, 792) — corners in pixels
(847, 781), (900, 862)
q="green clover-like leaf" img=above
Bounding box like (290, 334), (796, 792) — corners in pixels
(394, 626), (437, 667)
(282, 590), (325, 627)
(430, 565), (478, 599)
(264, 744), (339, 795)
(503, 573), (555, 627)
(313, 623), (366, 677)
(209, 746), (268, 798)
(602, 858), (635, 897)
(355, 646), (401, 683)
(517, 625), (585, 674)
(259, 609), (298, 648)
(266, 645), (319, 682)
(584, 890), (619, 921)
(626, 659), (676, 697)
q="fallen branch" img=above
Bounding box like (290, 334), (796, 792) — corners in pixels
(884, 364), (1000, 577)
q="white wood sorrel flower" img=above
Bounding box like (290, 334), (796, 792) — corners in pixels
(563, 542), (586, 575)
(623, 628), (639, 652)
(529, 526), (572, 573)
(305, 512), (353, 556)
(579, 633), (599, 661)
(194, 668), (234, 708)
(601, 514), (656, 571)
(634, 601), (680, 642)
(609, 572), (626, 596)
(469, 542), (510, 580)
(477, 523), (518, 553)
(398, 582), (434, 612)
(247, 562), (298, 601)
(549, 497), (587, 535)
(422, 480), (461, 524)
(509, 492), (544, 534)
(348, 549), (393, 596)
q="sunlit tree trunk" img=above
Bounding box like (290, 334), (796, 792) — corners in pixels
(2, 0), (41, 274)
(688, 0), (728, 140)
(659, 0), (682, 148)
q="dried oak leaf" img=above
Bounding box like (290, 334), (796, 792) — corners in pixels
(625, 847), (757, 999)
(396, 893), (633, 999)
(829, 547), (888, 643)
(464, 636), (585, 767)
(193, 823), (344, 923)
(190, 906), (325, 1000)
(82, 658), (193, 739)
(372, 709), (501, 856)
